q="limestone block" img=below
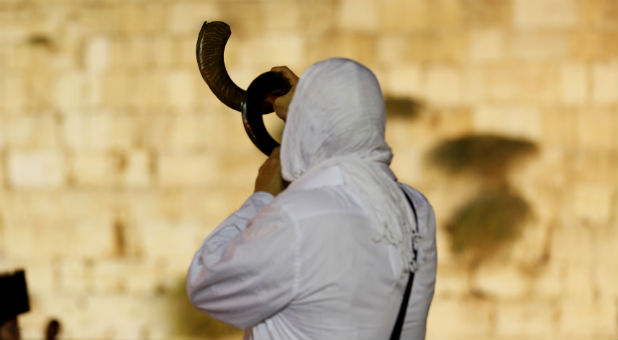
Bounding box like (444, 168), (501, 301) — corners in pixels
(480, 65), (517, 102)
(468, 29), (504, 62)
(124, 37), (152, 72)
(5, 115), (61, 149)
(389, 146), (423, 184)
(425, 108), (474, 138)
(576, 107), (618, 150)
(62, 113), (136, 151)
(129, 72), (166, 110)
(558, 300), (618, 339)
(533, 261), (566, 299)
(166, 70), (196, 110)
(426, 297), (493, 339)
(58, 259), (88, 293)
(513, 0), (577, 30)
(541, 108), (578, 148)
(71, 217), (116, 259)
(102, 71), (131, 108)
(90, 260), (131, 294)
(5, 212), (114, 260)
(591, 61), (618, 105)
(377, 32), (466, 64)
(424, 65), (463, 106)
(560, 62), (588, 106)
(571, 31), (618, 61)
(55, 295), (170, 339)
(156, 152), (217, 187)
(495, 300), (556, 338)
(550, 220), (594, 268)
(7, 150), (65, 188)
(55, 71), (87, 112)
(434, 263), (471, 298)
(383, 64), (422, 97)
(237, 33), (305, 69)
(143, 113), (207, 151)
(338, 0), (379, 33)
(215, 152), (266, 193)
(473, 105), (542, 140)
(572, 183), (615, 225)
(168, 2), (220, 34)
(461, 67), (486, 104)
(580, 0), (618, 31)
(151, 36), (175, 68)
(462, 0), (511, 28)
(4, 75), (28, 113)
(70, 152), (119, 187)
(85, 36), (110, 73)
(135, 218), (205, 269)
(571, 149), (618, 185)
(23, 261), (56, 294)
(121, 150), (152, 188)
(307, 32), (378, 66)
(472, 262), (528, 299)
(379, 0), (429, 32)
(591, 220), (618, 300)
(509, 221), (549, 267)
(112, 3), (166, 35)
(510, 32), (570, 61)
(260, 1), (302, 32)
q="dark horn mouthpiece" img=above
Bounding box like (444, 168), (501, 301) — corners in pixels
(196, 21), (246, 112)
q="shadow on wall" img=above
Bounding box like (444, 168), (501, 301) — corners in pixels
(427, 134), (539, 267)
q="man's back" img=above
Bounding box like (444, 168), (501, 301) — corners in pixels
(188, 165), (436, 339)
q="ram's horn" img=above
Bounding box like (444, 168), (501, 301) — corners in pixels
(196, 21), (246, 112)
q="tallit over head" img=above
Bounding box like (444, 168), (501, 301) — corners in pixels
(280, 58), (417, 270)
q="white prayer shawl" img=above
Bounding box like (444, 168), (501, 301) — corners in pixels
(281, 58), (417, 269)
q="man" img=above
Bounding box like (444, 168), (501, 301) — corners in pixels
(187, 58), (437, 339)
(0, 270), (30, 340)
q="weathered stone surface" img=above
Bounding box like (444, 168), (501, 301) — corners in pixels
(495, 300), (557, 338)
(473, 262), (529, 299)
(468, 29), (505, 62)
(1, 1), (617, 339)
(156, 152), (217, 187)
(426, 297), (494, 339)
(7, 150), (66, 188)
(424, 65), (463, 106)
(338, 0), (380, 33)
(560, 62), (588, 105)
(473, 105), (542, 139)
(591, 60), (618, 105)
(513, 0), (577, 30)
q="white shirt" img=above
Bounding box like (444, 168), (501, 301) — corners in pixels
(187, 165), (437, 339)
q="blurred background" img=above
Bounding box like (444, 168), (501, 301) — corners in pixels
(0, 0), (616, 338)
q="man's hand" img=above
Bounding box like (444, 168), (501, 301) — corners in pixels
(254, 147), (287, 196)
(270, 66), (299, 121)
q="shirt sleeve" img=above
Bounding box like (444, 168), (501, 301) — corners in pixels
(186, 192), (300, 329)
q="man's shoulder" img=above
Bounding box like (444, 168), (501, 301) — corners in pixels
(271, 184), (367, 222)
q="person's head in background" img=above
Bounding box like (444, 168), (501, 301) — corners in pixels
(0, 270), (30, 340)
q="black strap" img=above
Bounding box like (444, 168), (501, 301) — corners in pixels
(389, 189), (418, 340)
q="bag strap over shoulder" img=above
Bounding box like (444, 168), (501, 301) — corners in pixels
(389, 188), (419, 340)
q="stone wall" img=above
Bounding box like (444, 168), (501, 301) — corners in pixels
(1, 0), (616, 338)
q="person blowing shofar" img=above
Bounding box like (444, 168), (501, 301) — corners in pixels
(186, 58), (437, 340)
